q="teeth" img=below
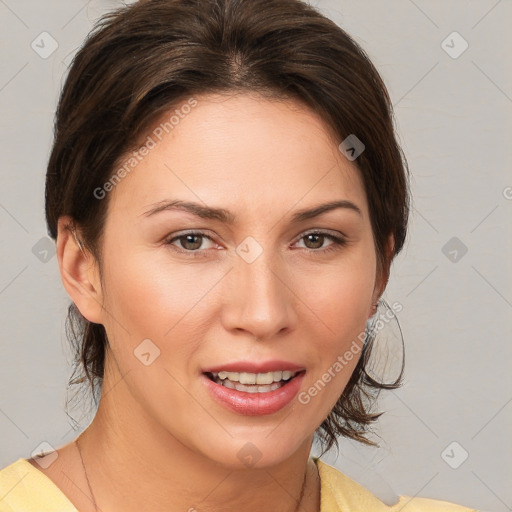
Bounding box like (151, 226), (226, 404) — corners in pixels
(218, 378), (283, 393)
(215, 370), (297, 384)
(209, 370), (301, 394)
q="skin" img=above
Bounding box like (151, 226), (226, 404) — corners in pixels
(29, 93), (392, 512)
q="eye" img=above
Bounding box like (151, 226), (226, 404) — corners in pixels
(294, 231), (347, 254)
(165, 231), (217, 256)
(164, 229), (347, 258)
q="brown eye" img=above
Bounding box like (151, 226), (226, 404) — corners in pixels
(176, 234), (204, 251)
(295, 231), (347, 254)
(165, 231), (216, 256)
(303, 233), (325, 249)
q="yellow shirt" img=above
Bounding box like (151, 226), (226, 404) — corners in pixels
(0, 456), (479, 511)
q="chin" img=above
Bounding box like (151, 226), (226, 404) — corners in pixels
(194, 429), (310, 470)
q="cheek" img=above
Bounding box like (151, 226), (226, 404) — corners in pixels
(299, 247), (375, 399)
(305, 247), (376, 341)
(102, 248), (210, 333)
(97, 254), (182, 375)
(98, 251), (210, 402)
(99, 247), (228, 381)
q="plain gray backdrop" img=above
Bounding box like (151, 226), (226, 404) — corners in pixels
(0, 1), (511, 511)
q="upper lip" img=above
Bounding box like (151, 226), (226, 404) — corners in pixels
(202, 360), (306, 374)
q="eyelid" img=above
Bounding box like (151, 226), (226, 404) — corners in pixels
(292, 229), (348, 252)
(165, 229), (218, 249)
(294, 228), (347, 241)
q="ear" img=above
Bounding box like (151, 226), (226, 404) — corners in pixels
(369, 233), (395, 317)
(56, 216), (105, 324)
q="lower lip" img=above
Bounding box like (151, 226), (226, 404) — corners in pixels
(202, 372), (305, 416)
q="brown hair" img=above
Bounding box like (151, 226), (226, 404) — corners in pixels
(45, 0), (409, 456)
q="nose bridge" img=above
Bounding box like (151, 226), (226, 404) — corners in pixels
(226, 235), (295, 338)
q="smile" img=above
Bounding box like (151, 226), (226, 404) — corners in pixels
(206, 370), (299, 393)
(202, 369), (306, 415)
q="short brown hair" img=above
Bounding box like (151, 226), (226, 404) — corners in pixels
(46, 0), (409, 455)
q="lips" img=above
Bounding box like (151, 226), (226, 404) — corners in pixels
(202, 360), (305, 374)
(201, 360), (306, 415)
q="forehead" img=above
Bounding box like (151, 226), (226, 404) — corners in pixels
(107, 93), (368, 223)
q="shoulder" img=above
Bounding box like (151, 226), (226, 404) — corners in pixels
(0, 457), (77, 512)
(315, 458), (480, 512)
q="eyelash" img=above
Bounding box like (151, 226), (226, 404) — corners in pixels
(164, 230), (347, 258)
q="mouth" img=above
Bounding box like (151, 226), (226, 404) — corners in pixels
(204, 369), (305, 394)
(201, 360), (307, 415)
(202, 367), (306, 415)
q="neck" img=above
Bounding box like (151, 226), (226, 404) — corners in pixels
(77, 360), (320, 512)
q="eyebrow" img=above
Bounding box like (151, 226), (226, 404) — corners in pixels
(141, 199), (362, 223)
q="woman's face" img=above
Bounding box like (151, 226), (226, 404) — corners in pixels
(78, 93), (385, 467)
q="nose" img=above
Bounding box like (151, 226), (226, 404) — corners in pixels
(220, 243), (298, 341)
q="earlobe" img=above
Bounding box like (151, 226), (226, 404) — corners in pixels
(56, 216), (104, 324)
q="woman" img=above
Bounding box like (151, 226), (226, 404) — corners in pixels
(0, 0), (478, 510)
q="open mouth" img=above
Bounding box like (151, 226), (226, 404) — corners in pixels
(204, 370), (305, 394)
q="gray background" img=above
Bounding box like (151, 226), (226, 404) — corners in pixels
(0, 1), (510, 511)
